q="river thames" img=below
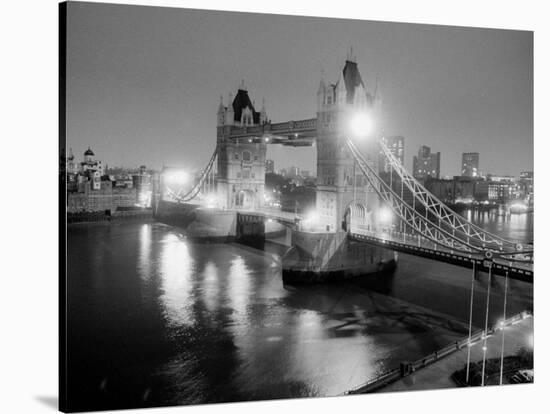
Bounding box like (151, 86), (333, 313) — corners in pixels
(66, 210), (533, 411)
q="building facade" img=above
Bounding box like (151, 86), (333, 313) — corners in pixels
(216, 82), (268, 210)
(412, 145), (440, 181)
(461, 152), (480, 177)
(315, 52), (381, 232)
(379, 135), (405, 173)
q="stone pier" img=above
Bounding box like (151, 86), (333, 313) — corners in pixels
(282, 229), (397, 284)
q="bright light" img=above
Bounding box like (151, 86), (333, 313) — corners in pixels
(349, 111), (373, 138)
(482, 346), (487, 351)
(303, 210), (319, 225)
(205, 194), (218, 209)
(378, 207), (392, 224)
(164, 170), (189, 185)
(510, 202), (528, 212)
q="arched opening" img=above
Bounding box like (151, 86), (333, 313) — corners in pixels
(234, 189), (255, 210)
(344, 202), (372, 233)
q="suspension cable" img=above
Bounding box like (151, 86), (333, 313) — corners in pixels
(167, 145), (218, 203)
(347, 139), (485, 254)
(379, 138), (529, 253)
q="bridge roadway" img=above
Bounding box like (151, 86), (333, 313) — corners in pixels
(177, 202), (532, 283)
(237, 207), (302, 226)
(238, 209), (533, 283)
(348, 227), (533, 283)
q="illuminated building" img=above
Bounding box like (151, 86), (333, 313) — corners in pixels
(461, 152), (479, 177)
(379, 136), (404, 173)
(413, 145), (440, 180)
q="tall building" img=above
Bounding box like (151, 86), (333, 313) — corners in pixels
(265, 159), (275, 174)
(379, 136), (404, 173)
(216, 81), (268, 210)
(315, 51), (380, 231)
(413, 145), (440, 180)
(461, 152), (480, 177)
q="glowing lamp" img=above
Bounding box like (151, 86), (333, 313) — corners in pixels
(205, 194), (218, 209)
(349, 111), (373, 138)
(378, 207), (392, 224)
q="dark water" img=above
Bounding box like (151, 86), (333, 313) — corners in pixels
(66, 211), (533, 411)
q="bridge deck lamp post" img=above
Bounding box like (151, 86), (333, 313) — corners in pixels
(466, 260), (476, 384)
(499, 269), (509, 385)
(481, 260), (494, 386)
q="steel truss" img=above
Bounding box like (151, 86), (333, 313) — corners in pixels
(347, 139), (532, 263)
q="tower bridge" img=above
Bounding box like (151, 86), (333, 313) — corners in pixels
(155, 52), (533, 284)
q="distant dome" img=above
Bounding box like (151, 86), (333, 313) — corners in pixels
(84, 147), (95, 156)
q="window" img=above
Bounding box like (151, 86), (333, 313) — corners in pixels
(235, 153), (239, 160)
(242, 151), (251, 162)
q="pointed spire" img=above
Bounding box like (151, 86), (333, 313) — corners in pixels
(225, 92), (234, 125)
(217, 94), (224, 112)
(347, 45), (356, 62)
(317, 69), (326, 95)
(260, 97), (267, 124)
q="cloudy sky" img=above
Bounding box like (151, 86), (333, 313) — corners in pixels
(66, 2), (532, 177)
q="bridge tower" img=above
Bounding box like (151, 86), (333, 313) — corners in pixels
(315, 51), (381, 232)
(216, 82), (268, 210)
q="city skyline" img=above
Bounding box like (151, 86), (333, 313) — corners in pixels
(66, 3), (532, 178)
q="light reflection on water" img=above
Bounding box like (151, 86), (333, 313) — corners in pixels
(67, 214), (533, 410)
(159, 233), (195, 328)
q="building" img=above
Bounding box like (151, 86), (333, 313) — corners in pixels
(315, 51), (381, 231)
(288, 166), (300, 178)
(79, 147), (104, 190)
(412, 145), (440, 181)
(519, 171), (534, 201)
(461, 152), (479, 177)
(132, 165), (153, 207)
(216, 81), (268, 210)
(265, 159), (275, 174)
(379, 136), (404, 173)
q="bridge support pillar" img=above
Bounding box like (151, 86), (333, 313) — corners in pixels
(282, 230), (397, 284)
(236, 213), (265, 245)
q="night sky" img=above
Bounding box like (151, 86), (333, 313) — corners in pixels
(66, 2), (533, 177)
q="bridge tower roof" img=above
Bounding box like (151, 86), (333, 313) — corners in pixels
(342, 59), (365, 104)
(232, 88), (260, 124)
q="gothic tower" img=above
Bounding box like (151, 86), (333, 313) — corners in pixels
(315, 52), (380, 232)
(216, 81), (268, 210)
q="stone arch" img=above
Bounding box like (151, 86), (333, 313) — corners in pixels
(343, 202), (372, 232)
(234, 189), (255, 210)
